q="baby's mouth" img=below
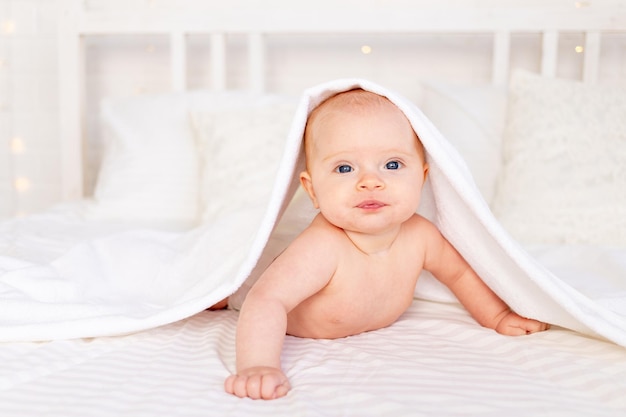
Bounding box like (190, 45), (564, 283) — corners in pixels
(357, 200), (386, 210)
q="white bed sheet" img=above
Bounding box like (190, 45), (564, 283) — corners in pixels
(1, 204), (626, 417)
(0, 201), (191, 267)
(1, 299), (625, 417)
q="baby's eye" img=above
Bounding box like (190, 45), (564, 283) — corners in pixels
(385, 160), (402, 170)
(336, 165), (353, 174)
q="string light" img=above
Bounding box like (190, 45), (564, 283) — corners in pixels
(10, 137), (25, 154)
(574, 1), (591, 8)
(575, 45), (584, 53)
(1, 20), (16, 34)
(14, 177), (31, 193)
(361, 45), (372, 55)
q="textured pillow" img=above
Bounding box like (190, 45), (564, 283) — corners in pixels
(420, 81), (507, 205)
(492, 70), (626, 246)
(89, 90), (276, 228)
(190, 97), (298, 223)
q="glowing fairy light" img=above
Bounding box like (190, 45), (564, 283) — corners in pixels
(1, 20), (16, 34)
(14, 177), (31, 192)
(10, 137), (25, 154)
(361, 45), (372, 55)
(575, 45), (584, 53)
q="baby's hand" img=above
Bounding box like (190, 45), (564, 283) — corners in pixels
(495, 310), (550, 336)
(224, 366), (290, 400)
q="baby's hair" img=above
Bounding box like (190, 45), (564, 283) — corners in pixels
(318, 88), (389, 110)
(303, 88), (425, 164)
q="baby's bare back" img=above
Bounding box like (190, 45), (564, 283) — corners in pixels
(286, 216), (426, 339)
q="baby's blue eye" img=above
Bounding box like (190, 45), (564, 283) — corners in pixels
(385, 161), (401, 170)
(336, 165), (353, 173)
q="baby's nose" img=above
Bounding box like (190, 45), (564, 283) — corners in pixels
(357, 173), (384, 190)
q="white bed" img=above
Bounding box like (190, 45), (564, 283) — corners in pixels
(2, 0), (626, 415)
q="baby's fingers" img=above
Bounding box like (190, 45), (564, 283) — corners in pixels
(224, 372), (290, 400)
(510, 318), (550, 335)
(273, 379), (291, 399)
(523, 319), (550, 334)
(495, 312), (550, 336)
(260, 374), (290, 399)
(231, 374), (265, 399)
(224, 374), (248, 398)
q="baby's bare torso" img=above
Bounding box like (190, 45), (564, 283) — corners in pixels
(286, 215), (426, 339)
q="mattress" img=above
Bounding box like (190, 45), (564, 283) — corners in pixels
(1, 299), (625, 417)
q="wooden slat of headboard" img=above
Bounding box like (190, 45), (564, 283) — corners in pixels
(248, 33), (266, 93)
(75, 3), (626, 34)
(170, 31), (186, 92)
(584, 32), (601, 84)
(492, 32), (510, 86)
(209, 33), (227, 91)
(541, 31), (559, 78)
(58, 0), (84, 200)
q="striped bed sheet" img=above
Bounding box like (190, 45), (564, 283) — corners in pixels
(2, 299), (625, 417)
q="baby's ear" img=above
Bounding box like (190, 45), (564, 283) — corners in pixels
(299, 171), (319, 208)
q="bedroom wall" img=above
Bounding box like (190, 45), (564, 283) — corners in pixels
(0, 0), (58, 219)
(1, 0), (625, 220)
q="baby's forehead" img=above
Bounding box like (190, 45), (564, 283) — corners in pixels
(307, 90), (403, 136)
(304, 89), (426, 161)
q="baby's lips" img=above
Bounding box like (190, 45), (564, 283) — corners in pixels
(357, 200), (386, 209)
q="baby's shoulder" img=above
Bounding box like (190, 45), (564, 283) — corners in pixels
(403, 214), (443, 242)
(405, 213), (436, 230)
(296, 214), (348, 248)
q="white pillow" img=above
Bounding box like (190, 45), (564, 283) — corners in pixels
(420, 80), (507, 205)
(89, 92), (201, 227)
(492, 70), (626, 246)
(89, 90), (275, 228)
(190, 97), (298, 223)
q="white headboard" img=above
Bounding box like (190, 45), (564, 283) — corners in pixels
(57, 0), (626, 200)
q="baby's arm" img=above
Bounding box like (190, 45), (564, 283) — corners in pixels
(225, 221), (337, 399)
(421, 220), (549, 335)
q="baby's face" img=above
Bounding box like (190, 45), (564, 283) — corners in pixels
(300, 100), (428, 235)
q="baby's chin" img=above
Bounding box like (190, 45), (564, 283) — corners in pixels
(329, 216), (407, 238)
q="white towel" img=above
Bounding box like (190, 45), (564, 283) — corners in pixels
(1, 79), (625, 346)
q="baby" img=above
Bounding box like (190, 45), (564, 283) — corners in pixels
(224, 89), (549, 400)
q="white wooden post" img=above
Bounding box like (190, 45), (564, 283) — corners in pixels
(248, 32), (265, 93)
(170, 31), (186, 92)
(541, 30), (559, 77)
(492, 31), (510, 86)
(57, 0), (84, 200)
(583, 31), (600, 84)
(210, 33), (227, 91)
